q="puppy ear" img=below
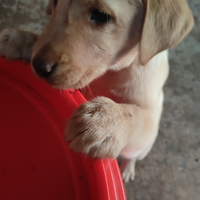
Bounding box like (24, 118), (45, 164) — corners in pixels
(46, 0), (53, 15)
(140, 0), (194, 65)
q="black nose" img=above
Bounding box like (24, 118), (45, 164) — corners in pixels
(32, 57), (56, 78)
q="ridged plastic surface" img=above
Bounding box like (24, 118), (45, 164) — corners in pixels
(0, 57), (126, 200)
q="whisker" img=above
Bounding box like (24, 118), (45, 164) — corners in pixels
(83, 74), (94, 99)
(79, 82), (85, 96)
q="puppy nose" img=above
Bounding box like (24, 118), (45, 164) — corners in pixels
(32, 57), (56, 78)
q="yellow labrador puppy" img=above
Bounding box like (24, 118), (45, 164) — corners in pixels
(0, 0), (193, 182)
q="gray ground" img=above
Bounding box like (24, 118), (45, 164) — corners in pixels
(0, 0), (199, 200)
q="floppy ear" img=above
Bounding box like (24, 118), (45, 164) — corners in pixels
(46, 0), (53, 15)
(140, 0), (194, 65)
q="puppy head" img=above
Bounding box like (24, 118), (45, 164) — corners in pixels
(31, 0), (193, 90)
(32, 0), (144, 89)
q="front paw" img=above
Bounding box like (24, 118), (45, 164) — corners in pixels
(65, 97), (128, 159)
(0, 28), (37, 61)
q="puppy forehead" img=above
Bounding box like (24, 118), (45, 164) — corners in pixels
(76, 0), (130, 10)
(90, 0), (141, 16)
(60, 0), (135, 7)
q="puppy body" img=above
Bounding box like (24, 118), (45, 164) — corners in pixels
(0, 0), (193, 182)
(82, 49), (169, 158)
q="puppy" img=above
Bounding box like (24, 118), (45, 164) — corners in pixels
(0, 0), (193, 182)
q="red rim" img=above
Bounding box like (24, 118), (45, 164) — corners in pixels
(0, 57), (126, 200)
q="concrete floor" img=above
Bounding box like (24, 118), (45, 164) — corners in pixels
(0, 0), (199, 200)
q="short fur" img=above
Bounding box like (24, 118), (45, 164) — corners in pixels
(0, 0), (193, 182)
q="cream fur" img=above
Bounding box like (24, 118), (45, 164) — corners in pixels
(0, 0), (194, 182)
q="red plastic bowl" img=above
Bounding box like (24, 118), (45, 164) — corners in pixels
(0, 57), (126, 200)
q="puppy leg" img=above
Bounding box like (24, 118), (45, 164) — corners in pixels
(65, 96), (161, 182)
(120, 159), (136, 183)
(0, 28), (38, 61)
(65, 97), (146, 159)
(65, 97), (129, 159)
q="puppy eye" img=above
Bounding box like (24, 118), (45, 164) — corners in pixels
(53, 0), (58, 7)
(90, 9), (111, 24)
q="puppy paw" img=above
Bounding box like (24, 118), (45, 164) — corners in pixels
(120, 159), (136, 183)
(65, 97), (128, 159)
(0, 28), (38, 61)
